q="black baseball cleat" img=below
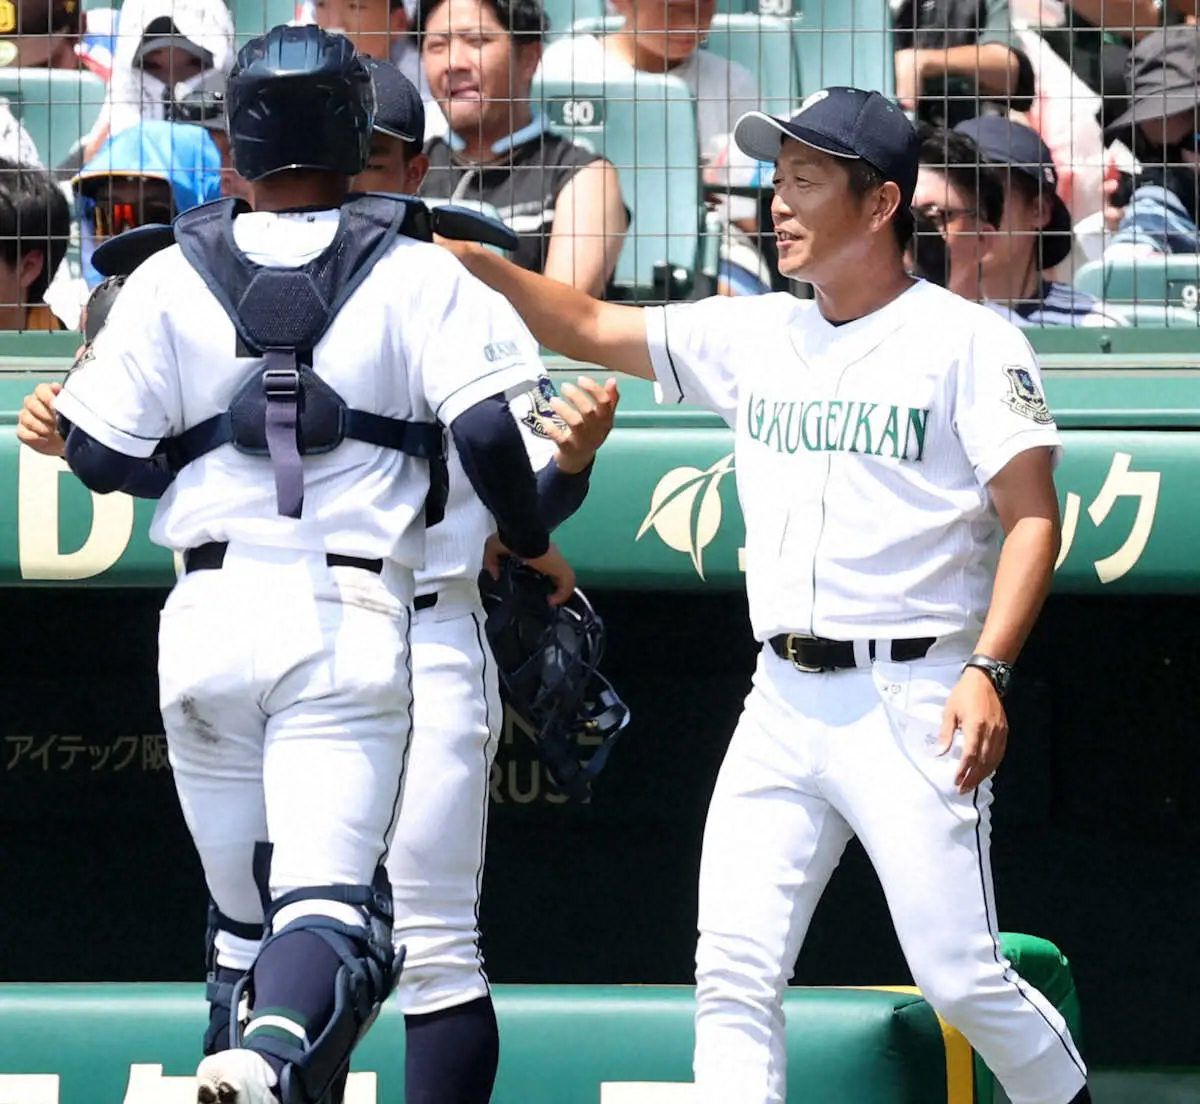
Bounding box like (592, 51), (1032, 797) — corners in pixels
(1067, 1088), (1092, 1104)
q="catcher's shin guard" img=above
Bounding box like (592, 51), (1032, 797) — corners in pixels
(203, 899), (262, 1055)
(232, 861), (405, 1104)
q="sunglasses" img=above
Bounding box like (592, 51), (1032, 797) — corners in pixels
(87, 198), (174, 238)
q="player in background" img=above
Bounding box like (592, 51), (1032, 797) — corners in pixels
(434, 86), (1090, 1104)
(361, 58), (617, 1104)
(46, 25), (575, 1104)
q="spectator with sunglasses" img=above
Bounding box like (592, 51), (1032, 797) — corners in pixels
(955, 116), (1123, 327)
(69, 119), (219, 302)
(0, 158), (71, 330)
(911, 126), (1003, 302)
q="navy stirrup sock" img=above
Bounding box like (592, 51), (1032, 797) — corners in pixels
(404, 994), (500, 1104)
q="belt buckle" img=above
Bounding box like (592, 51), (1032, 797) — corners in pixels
(785, 633), (825, 674)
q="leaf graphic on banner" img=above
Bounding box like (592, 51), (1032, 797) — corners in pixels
(636, 454), (735, 580)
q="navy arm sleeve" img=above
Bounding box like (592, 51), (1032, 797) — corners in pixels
(451, 395), (550, 559)
(64, 426), (175, 499)
(536, 458), (592, 530)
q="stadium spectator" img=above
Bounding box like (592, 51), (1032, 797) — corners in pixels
(84, 0), (234, 160)
(0, 0), (81, 166)
(537, 0), (766, 295)
(892, 0), (1035, 129)
(0, 0), (79, 70)
(70, 119), (219, 304)
(167, 69), (252, 202)
(306, 0), (429, 103)
(911, 126), (1002, 301)
(955, 116), (1123, 326)
(906, 206), (951, 288)
(0, 158), (71, 329)
(1031, 0), (1161, 135)
(418, 0), (628, 295)
(1101, 25), (1200, 259)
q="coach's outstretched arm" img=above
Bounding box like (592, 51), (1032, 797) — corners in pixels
(443, 241), (654, 381)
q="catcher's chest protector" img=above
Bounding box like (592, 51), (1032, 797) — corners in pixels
(166, 194), (447, 522)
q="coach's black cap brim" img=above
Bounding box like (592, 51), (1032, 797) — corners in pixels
(734, 111), (859, 165)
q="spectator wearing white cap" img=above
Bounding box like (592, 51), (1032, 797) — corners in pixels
(83, 0), (234, 160)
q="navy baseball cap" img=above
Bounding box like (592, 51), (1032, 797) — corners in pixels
(953, 115), (1074, 270)
(91, 224), (176, 278)
(734, 87), (920, 207)
(361, 56), (424, 143)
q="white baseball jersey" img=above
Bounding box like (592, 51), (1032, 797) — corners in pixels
(647, 279), (1062, 643)
(54, 210), (541, 569)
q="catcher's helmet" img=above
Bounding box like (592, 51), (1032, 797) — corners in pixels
(225, 24), (375, 183)
(481, 561), (630, 803)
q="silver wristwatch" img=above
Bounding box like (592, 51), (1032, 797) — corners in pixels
(963, 654), (1013, 698)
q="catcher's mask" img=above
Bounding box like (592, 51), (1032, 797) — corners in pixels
(480, 560), (630, 803)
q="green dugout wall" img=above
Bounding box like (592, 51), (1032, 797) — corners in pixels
(0, 330), (1195, 1076)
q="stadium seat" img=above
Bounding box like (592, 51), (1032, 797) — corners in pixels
(0, 69), (106, 171)
(790, 0), (894, 98)
(532, 72), (702, 301)
(702, 15), (799, 115)
(1102, 303), (1200, 328)
(1074, 255), (1200, 314)
(230, 0), (299, 43)
(542, 0), (604, 40)
(570, 14), (799, 114)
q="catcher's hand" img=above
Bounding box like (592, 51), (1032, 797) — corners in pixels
(17, 381), (66, 458)
(484, 535), (575, 606)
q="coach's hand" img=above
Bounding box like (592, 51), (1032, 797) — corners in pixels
(548, 376), (619, 474)
(483, 535), (576, 605)
(17, 381), (66, 458)
(937, 667), (1008, 794)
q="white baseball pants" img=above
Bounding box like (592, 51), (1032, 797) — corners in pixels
(694, 647), (1088, 1104)
(158, 543), (415, 967)
(388, 582), (502, 1015)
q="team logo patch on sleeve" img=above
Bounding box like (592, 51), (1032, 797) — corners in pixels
(521, 376), (568, 439)
(1002, 366), (1053, 424)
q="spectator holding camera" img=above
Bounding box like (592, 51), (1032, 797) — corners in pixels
(892, 0), (1035, 128)
(1102, 25), (1200, 260)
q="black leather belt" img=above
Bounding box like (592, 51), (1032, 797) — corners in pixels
(183, 541), (383, 576)
(769, 633), (936, 672)
(414, 593), (437, 611)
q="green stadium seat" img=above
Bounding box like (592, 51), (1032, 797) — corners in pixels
(542, 0), (604, 40)
(532, 72), (702, 301)
(569, 14), (799, 114)
(1074, 255), (1200, 314)
(230, 0), (299, 44)
(1102, 303), (1200, 328)
(702, 15), (799, 115)
(708, 0), (897, 94)
(790, 0), (894, 98)
(0, 69), (106, 171)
